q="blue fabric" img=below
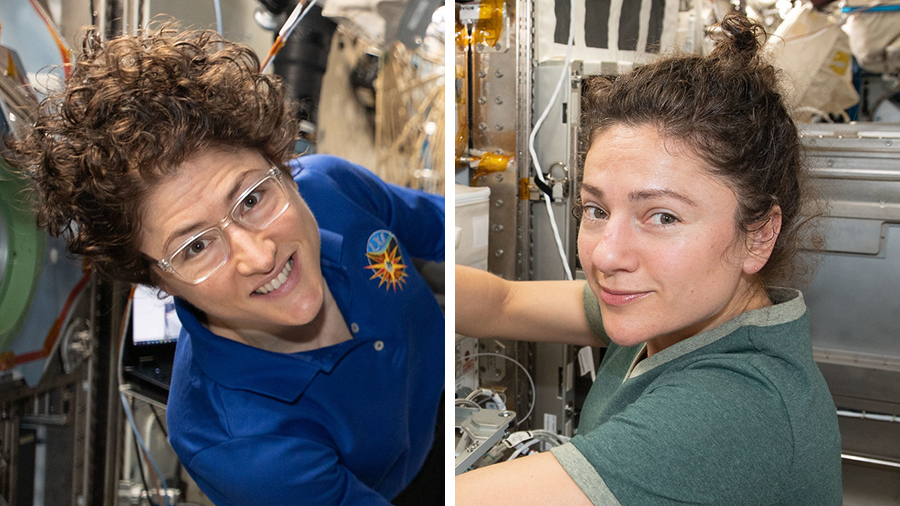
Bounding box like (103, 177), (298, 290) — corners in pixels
(166, 155), (445, 506)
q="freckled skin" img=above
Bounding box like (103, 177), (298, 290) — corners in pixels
(577, 125), (773, 355)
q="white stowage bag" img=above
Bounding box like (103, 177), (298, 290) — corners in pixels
(843, 0), (900, 74)
(765, 4), (859, 121)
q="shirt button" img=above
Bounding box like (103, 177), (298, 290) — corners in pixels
(374, 340), (385, 351)
(350, 323), (360, 333)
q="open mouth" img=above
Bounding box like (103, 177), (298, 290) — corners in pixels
(254, 257), (294, 295)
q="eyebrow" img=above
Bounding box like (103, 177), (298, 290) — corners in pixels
(580, 183), (697, 206)
(161, 169), (258, 254)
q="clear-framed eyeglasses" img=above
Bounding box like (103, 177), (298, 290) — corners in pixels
(156, 166), (291, 284)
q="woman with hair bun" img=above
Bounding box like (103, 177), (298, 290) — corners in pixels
(10, 26), (444, 506)
(456, 13), (841, 505)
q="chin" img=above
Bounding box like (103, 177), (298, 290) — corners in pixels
(600, 315), (657, 348)
(285, 283), (325, 325)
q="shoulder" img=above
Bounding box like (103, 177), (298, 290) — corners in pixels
(288, 155), (378, 186)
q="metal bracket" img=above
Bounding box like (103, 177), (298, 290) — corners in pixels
(455, 406), (516, 474)
(531, 162), (570, 202)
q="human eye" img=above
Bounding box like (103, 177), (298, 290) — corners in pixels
(241, 189), (264, 210)
(236, 183), (272, 218)
(180, 233), (218, 261)
(648, 212), (679, 226)
(581, 204), (608, 222)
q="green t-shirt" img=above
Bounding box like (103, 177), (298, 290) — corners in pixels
(550, 287), (842, 505)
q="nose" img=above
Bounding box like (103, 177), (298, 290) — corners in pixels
(227, 225), (277, 277)
(585, 216), (639, 275)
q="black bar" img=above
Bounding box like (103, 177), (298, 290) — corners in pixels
(584, 0), (612, 49)
(617, 0), (642, 51)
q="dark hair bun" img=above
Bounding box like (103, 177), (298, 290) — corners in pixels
(711, 12), (767, 63)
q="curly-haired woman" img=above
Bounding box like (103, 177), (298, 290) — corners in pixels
(11, 26), (444, 506)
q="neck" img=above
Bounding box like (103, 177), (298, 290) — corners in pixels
(207, 282), (352, 353)
(646, 280), (772, 357)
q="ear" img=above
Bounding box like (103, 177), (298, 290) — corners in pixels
(150, 270), (181, 298)
(742, 205), (782, 275)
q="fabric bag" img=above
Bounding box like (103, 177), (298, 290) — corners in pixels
(766, 4), (859, 120)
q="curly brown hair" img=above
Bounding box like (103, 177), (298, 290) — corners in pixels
(8, 25), (299, 286)
(580, 13), (822, 288)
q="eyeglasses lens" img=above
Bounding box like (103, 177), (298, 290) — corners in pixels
(168, 173), (290, 283)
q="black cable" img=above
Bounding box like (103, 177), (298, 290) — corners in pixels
(148, 405), (168, 438)
(132, 399), (159, 506)
(137, 0), (145, 28)
(534, 174), (554, 197)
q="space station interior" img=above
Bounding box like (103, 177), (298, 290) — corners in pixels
(454, 0), (900, 503)
(0, 0), (444, 504)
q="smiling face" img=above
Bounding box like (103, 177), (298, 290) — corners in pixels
(577, 125), (776, 354)
(139, 147), (324, 344)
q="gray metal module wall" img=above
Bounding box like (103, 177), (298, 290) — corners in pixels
(800, 123), (900, 503)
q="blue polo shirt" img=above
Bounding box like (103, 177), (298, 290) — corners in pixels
(166, 155), (445, 506)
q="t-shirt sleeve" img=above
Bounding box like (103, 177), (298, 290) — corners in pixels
(292, 155), (445, 262)
(583, 283), (610, 346)
(184, 435), (395, 506)
(552, 361), (794, 505)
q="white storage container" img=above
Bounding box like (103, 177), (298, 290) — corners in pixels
(455, 185), (491, 270)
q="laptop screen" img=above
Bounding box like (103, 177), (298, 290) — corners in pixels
(131, 284), (181, 346)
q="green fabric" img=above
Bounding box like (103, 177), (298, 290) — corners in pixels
(552, 288), (842, 505)
(582, 282), (610, 346)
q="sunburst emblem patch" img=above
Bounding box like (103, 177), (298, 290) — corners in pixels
(365, 230), (408, 291)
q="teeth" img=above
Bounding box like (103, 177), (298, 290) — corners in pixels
(255, 258), (293, 295)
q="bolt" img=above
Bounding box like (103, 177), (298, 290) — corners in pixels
(494, 249), (505, 257)
(495, 124), (504, 131)
(492, 224), (504, 232)
(826, 159), (834, 167)
(495, 97), (503, 104)
(478, 96), (487, 104)
(887, 140), (894, 147)
(495, 174), (504, 183)
(495, 69), (504, 78)
(477, 69), (487, 78)
(476, 43), (486, 52)
(478, 123), (488, 131)
(495, 199), (504, 207)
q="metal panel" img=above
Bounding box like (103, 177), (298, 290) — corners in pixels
(800, 124), (900, 503)
(528, 61), (579, 437)
(801, 125), (900, 362)
(456, 0), (534, 433)
(468, 0), (523, 281)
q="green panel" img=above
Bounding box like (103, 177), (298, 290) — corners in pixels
(0, 158), (45, 350)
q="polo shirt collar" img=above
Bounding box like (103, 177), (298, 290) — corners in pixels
(630, 288), (807, 379)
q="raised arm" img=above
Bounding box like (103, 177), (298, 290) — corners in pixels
(455, 265), (605, 347)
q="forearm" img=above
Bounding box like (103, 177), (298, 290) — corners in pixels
(455, 265), (513, 338)
(456, 453), (593, 506)
(455, 265), (605, 347)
